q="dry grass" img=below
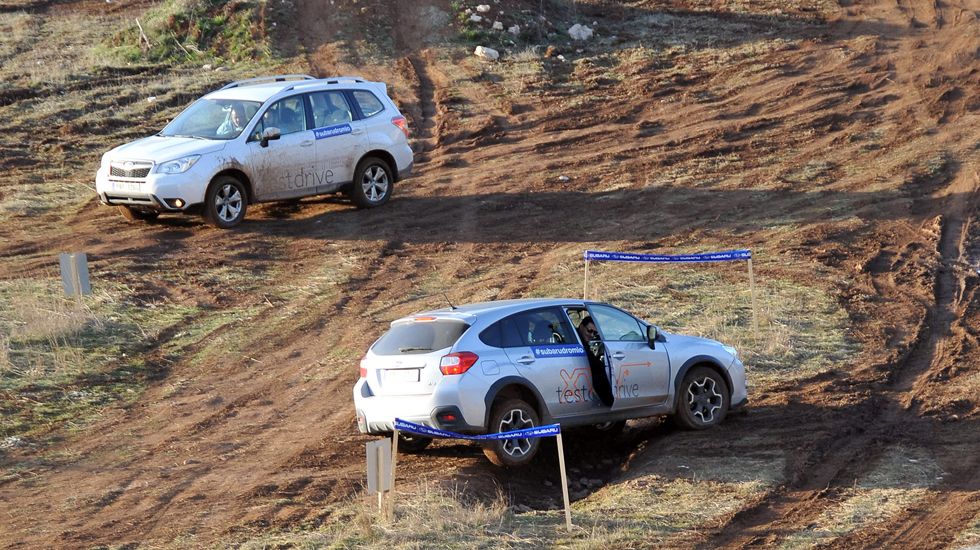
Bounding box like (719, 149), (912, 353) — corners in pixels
(234, 451), (785, 549)
(780, 446), (944, 549)
(540, 253), (858, 389)
(952, 512), (980, 549)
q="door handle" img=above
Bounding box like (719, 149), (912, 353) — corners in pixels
(351, 128), (364, 135)
(516, 356), (535, 365)
(300, 140), (314, 147)
(611, 352), (626, 360)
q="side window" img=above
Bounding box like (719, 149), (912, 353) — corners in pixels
(589, 305), (645, 342)
(309, 91), (353, 128)
(352, 90), (385, 118)
(507, 308), (577, 346)
(261, 96), (308, 136)
(479, 318), (524, 348)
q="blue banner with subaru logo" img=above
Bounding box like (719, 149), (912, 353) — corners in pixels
(314, 124), (353, 140)
(531, 345), (586, 358)
(584, 249), (751, 263)
(394, 418), (560, 440)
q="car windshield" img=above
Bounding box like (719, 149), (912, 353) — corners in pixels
(160, 98), (262, 140)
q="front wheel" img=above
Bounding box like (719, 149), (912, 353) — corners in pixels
(349, 157), (393, 209)
(204, 176), (248, 228)
(672, 366), (730, 430)
(482, 399), (541, 468)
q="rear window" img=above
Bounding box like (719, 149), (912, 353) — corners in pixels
(372, 319), (469, 355)
(353, 90), (385, 118)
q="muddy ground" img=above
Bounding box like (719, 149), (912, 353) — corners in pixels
(0, 0), (978, 548)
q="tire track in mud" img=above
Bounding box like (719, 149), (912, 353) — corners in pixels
(707, 167), (979, 550)
(706, 1), (980, 545)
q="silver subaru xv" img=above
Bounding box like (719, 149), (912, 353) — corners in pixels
(353, 298), (748, 467)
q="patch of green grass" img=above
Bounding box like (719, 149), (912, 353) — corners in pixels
(0, 278), (202, 445)
(102, 0), (271, 64)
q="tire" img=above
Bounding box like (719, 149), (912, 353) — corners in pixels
(117, 205), (159, 222)
(397, 433), (432, 453)
(349, 157), (393, 209)
(204, 175), (248, 228)
(482, 399), (541, 468)
(672, 366), (730, 430)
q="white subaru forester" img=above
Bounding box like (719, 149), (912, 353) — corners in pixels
(95, 75), (413, 228)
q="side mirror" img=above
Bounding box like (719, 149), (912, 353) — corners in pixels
(260, 127), (281, 148)
(647, 325), (658, 349)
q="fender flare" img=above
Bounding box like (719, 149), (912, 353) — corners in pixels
(483, 376), (552, 428)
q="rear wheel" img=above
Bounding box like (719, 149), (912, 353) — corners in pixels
(349, 157), (393, 209)
(117, 205), (159, 222)
(672, 366), (730, 430)
(204, 175), (248, 228)
(397, 433), (431, 453)
(482, 399), (541, 468)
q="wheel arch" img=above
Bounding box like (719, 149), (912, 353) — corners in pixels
(358, 150), (399, 181)
(673, 356), (733, 411)
(212, 169), (254, 203)
(483, 376), (549, 429)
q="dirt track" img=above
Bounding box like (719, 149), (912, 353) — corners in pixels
(0, 0), (978, 547)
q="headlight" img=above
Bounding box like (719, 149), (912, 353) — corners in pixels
(156, 155), (201, 174)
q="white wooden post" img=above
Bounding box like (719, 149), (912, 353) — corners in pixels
(583, 258), (590, 300)
(389, 429), (399, 521)
(555, 433), (573, 532)
(747, 258), (759, 341)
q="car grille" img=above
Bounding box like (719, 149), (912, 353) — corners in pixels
(109, 162), (153, 179)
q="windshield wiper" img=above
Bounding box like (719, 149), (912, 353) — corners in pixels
(163, 133), (208, 140)
(398, 347), (432, 353)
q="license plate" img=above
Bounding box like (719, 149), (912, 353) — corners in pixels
(113, 181), (141, 192)
(385, 369), (420, 383)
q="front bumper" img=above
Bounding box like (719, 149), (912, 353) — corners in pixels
(95, 163), (209, 211)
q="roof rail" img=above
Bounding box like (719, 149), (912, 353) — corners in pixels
(283, 76), (371, 93)
(218, 74), (317, 91)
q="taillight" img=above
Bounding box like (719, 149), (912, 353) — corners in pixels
(440, 352), (478, 375)
(391, 115), (409, 137)
(359, 355), (367, 378)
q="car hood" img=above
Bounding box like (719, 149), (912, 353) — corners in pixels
(106, 136), (226, 163)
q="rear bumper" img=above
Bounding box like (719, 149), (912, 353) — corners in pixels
(353, 379), (482, 435)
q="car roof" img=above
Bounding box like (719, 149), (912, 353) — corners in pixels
(205, 77), (385, 103)
(403, 298), (592, 320)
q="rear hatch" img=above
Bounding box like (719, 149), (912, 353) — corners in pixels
(363, 316), (470, 396)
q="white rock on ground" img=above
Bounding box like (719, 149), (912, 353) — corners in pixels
(508, 24), (520, 35)
(492, 20), (503, 30)
(469, 14), (482, 22)
(568, 23), (594, 40)
(476, 4), (490, 12)
(474, 45), (499, 61)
